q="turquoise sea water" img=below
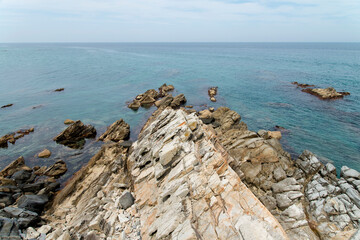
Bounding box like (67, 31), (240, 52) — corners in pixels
(0, 43), (359, 178)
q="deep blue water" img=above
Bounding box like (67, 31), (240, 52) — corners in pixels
(0, 42), (359, 178)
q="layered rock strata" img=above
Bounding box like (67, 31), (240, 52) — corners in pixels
(39, 108), (288, 240)
(203, 107), (359, 239)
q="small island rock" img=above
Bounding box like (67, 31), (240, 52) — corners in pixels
(38, 149), (51, 158)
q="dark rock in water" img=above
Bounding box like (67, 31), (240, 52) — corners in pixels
(98, 119), (130, 143)
(17, 195), (48, 214)
(170, 94), (187, 108)
(0, 192), (14, 205)
(44, 160), (67, 178)
(0, 128), (34, 148)
(119, 191), (134, 210)
(1, 104), (13, 109)
(292, 82), (315, 88)
(11, 170), (32, 184)
(119, 141), (132, 148)
(53, 120), (96, 149)
(54, 88), (64, 92)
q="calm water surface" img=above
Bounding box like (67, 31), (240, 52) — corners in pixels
(0, 42), (359, 178)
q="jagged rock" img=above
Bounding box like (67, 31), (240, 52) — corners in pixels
(128, 100), (141, 110)
(26, 227), (40, 239)
(158, 84), (174, 97)
(44, 160), (67, 178)
(292, 82), (315, 88)
(170, 94), (187, 108)
(0, 156), (25, 178)
(0, 217), (21, 239)
(341, 166), (360, 180)
(38, 149), (51, 158)
(98, 119), (130, 142)
(17, 195), (48, 214)
(302, 87), (350, 99)
(11, 170), (32, 184)
(155, 94), (173, 108)
(119, 191), (135, 209)
(53, 120), (96, 149)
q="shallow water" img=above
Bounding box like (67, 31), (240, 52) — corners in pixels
(0, 42), (359, 177)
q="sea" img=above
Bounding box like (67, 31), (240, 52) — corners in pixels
(0, 42), (359, 180)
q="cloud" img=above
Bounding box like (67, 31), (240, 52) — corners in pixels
(0, 0), (359, 42)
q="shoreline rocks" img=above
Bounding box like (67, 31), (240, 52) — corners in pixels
(208, 86), (218, 102)
(53, 120), (96, 149)
(0, 128), (35, 148)
(292, 82), (350, 100)
(98, 119), (130, 143)
(37, 149), (51, 158)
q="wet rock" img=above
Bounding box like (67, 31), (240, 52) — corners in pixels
(64, 119), (75, 125)
(54, 88), (64, 92)
(0, 156), (25, 178)
(44, 160), (67, 178)
(291, 82), (315, 88)
(158, 83), (174, 97)
(208, 87), (218, 102)
(119, 191), (135, 210)
(170, 94), (187, 108)
(98, 119), (130, 143)
(302, 87), (350, 100)
(53, 120), (96, 149)
(17, 195), (48, 214)
(1, 104), (13, 109)
(155, 94), (173, 108)
(128, 100), (141, 110)
(38, 149), (51, 158)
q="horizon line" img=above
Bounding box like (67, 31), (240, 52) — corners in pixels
(1, 41), (360, 44)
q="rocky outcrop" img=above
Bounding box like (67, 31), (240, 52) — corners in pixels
(208, 87), (218, 102)
(292, 82), (315, 88)
(98, 119), (130, 143)
(40, 108), (287, 240)
(158, 83), (174, 97)
(64, 119), (75, 125)
(0, 128), (35, 148)
(0, 156), (63, 238)
(53, 120), (96, 149)
(302, 87), (350, 99)
(203, 107), (359, 239)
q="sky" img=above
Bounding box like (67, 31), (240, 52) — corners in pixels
(0, 0), (359, 42)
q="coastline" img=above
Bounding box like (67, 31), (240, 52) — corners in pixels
(0, 85), (359, 239)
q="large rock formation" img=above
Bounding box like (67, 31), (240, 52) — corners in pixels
(98, 119), (130, 143)
(39, 108), (287, 240)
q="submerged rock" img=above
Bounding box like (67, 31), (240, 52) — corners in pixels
(0, 128), (35, 148)
(53, 120), (96, 149)
(54, 88), (64, 92)
(98, 119), (130, 143)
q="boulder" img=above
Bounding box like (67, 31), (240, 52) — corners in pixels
(0, 156), (25, 178)
(128, 100), (141, 110)
(38, 149), (51, 158)
(98, 119), (130, 142)
(53, 120), (96, 149)
(64, 119), (75, 125)
(17, 195), (48, 214)
(44, 160), (67, 178)
(119, 191), (135, 209)
(159, 84), (174, 97)
(11, 170), (32, 184)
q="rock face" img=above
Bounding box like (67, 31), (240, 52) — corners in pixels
(98, 119), (130, 143)
(43, 108), (287, 240)
(53, 120), (96, 149)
